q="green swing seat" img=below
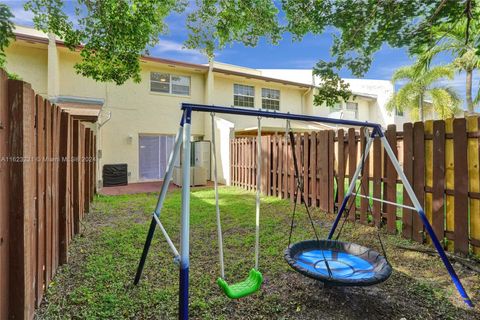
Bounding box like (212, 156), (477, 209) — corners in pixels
(217, 269), (263, 299)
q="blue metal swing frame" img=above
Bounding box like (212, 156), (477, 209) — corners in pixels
(134, 103), (473, 320)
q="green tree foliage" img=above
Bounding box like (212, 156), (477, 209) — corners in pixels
(19, 1), (479, 107)
(415, 7), (480, 113)
(25, 0), (186, 84)
(0, 4), (15, 69)
(185, 0), (281, 55)
(387, 63), (461, 121)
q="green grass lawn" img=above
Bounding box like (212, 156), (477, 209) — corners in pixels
(36, 187), (479, 319)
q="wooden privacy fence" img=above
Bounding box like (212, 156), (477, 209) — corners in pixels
(0, 70), (97, 319)
(231, 119), (480, 257)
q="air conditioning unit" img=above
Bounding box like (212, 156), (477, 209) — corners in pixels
(172, 166), (207, 187)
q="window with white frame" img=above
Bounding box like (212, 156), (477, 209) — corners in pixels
(261, 88), (280, 110)
(150, 72), (191, 95)
(233, 84), (255, 107)
(346, 102), (358, 119)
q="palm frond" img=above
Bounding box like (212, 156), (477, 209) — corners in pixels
(391, 66), (416, 83)
(391, 82), (422, 118)
(474, 80), (480, 106)
(422, 65), (455, 85)
(428, 87), (462, 119)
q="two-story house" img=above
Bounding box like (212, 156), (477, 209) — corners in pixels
(5, 26), (408, 187)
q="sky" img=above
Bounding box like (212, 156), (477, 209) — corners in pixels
(3, 0), (479, 109)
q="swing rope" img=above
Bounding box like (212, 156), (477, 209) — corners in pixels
(254, 116), (261, 270)
(212, 113), (263, 299)
(211, 113), (225, 279)
(286, 120), (320, 246)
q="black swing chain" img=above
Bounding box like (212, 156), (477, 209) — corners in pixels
(333, 129), (389, 262)
(287, 131), (321, 246)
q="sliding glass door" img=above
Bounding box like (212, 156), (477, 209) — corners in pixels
(139, 135), (177, 181)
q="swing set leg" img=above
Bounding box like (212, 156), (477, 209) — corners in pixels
(134, 112), (185, 285)
(134, 218), (157, 285)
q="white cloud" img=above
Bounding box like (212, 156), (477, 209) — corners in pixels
(435, 72), (480, 97)
(9, 3), (34, 26)
(149, 39), (209, 63)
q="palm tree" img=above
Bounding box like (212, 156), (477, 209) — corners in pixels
(418, 14), (479, 113)
(387, 64), (461, 121)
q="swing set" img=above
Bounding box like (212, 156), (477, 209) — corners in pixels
(133, 103), (473, 320)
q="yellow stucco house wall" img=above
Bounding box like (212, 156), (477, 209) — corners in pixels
(5, 26), (407, 187)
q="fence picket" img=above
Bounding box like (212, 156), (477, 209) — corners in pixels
(453, 118), (469, 256)
(0, 70), (8, 319)
(385, 125), (397, 234)
(402, 123), (414, 239)
(310, 133), (317, 207)
(359, 128), (369, 224)
(470, 117), (480, 254)
(432, 120), (445, 242)
(8, 80), (36, 319)
(35, 95), (46, 306)
(337, 129), (345, 210)
(372, 137), (382, 227)
(413, 122), (425, 243)
(348, 128), (356, 221)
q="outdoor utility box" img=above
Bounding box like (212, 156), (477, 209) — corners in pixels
(172, 166), (207, 187)
(103, 164), (128, 187)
